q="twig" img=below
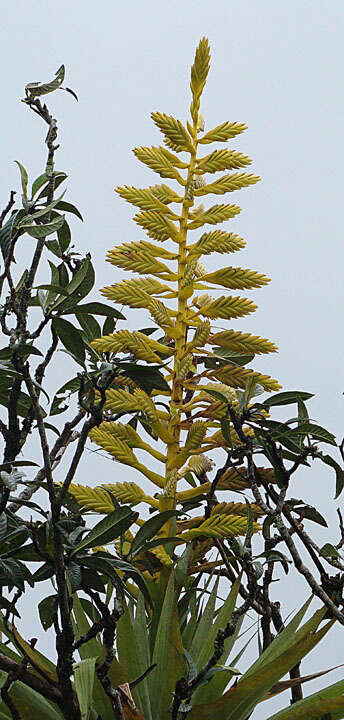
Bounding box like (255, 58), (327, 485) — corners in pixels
(337, 509), (344, 550)
(85, 588), (125, 720)
(204, 453), (233, 519)
(8, 409), (84, 512)
(0, 191), (16, 228)
(0, 652), (62, 705)
(1, 670), (23, 720)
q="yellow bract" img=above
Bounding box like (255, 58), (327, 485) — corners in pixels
(197, 294), (257, 320)
(181, 514), (260, 540)
(196, 148), (252, 174)
(92, 330), (171, 363)
(194, 172), (260, 196)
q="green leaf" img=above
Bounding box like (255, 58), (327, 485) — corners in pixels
(25, 65), (65, 97)
(254, 423), (305, 456)
(210, 348), (255, 367)
(79, 598), (101, 624)
(130, 510), (177, 557)
(262, 391), (314, 408)
(184, 648), (198, 682)
(266, 679), (344, 719)
(21, 214), (65, 238)
(0, 675), (64, 719)
(77, 555), (118, 588)
(32, 562), (54, 582)
(18, 192), (66, 224)
(72, 593), (104, 660)
(66, 257), (92, 296)
(67, 562), (83, 592)
(74, 658), (96, 720)
(50, 377), (80, 416)
(175, 544), (193, 587)
(14, 161), (28, 199)
(296, 421), (337, 446)
(45, 238), (62, 257)
(193, 576), (243, 705)
(54, 200), (83, 221)
(188, 605), (332, 720)
(190, 579), (219, 669)
(35, 284), (69, 296)
(0, 211), (18, 259)
(38, 594), (56, 631)
(264, 551), (291, 574)
(76, 312), (101, 341)
(319, 543), (341, 559)
(31, 173), (48, 197)
(7, 496), (46, 518)
(220, 418), (232, 445)
(0, 596), (20, 617)
(243, 500), (254, 549)
(81, 553), (151, 608)
(70, 302), (125, 319)
(0, 343), (43, 360)
(0, 387), (41, 418)
(53, 257), (94, 312)
(287, 500), (328, 528)
(134, 592), (151, 673)
(71, 507), (138, 555)
(0, 514), (8, 541)
(102, 315), (116, 336)
(139, 537), (181, 554)
(203, 388), (230, 405)
(117, 599), (153, 719)
(58, 262), (69, 287)
(71, 594), (121, 720)
(36, 172), (68, 201)
(0, 525), (29, 553)
(57, 219), (71, 252)
(53, 317), (85, 364)
(30, 170), (66, 199)
(149, 571), (184, 720)
(295, 400), (309, 448)
(0, 558), (32, 590)
(317, 452), (344, 498)
(119, 363), (170, 394)
(15, 268), (28, 291)
(199, 665), (241, 688)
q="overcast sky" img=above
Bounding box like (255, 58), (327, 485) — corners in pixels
(1, 1), (344, 717)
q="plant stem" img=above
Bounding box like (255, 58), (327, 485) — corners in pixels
(163, 116), (198, 512)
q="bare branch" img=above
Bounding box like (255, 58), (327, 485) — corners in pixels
(0, 191), (16, 228)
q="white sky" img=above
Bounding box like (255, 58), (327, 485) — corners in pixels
(1, 1), (344, 717)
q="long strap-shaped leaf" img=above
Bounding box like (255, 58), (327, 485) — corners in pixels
(0, 669), (63, 720)
(72, 594), (126, 720)
(149, 571), (184, 720)
(117, 597), (152, 720)
(243, 596), (313, 678)
(188, 607), (333, 720)
(0, 614), (58, 684)
(189, 577), (219, 667)
(74, 658), (96, 720)
(266, 676), (344, 719)
(193, 576), (244, 705)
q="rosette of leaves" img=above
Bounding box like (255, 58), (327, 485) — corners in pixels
(69, 38), (280, 551)
(0, 580), (342, 720)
